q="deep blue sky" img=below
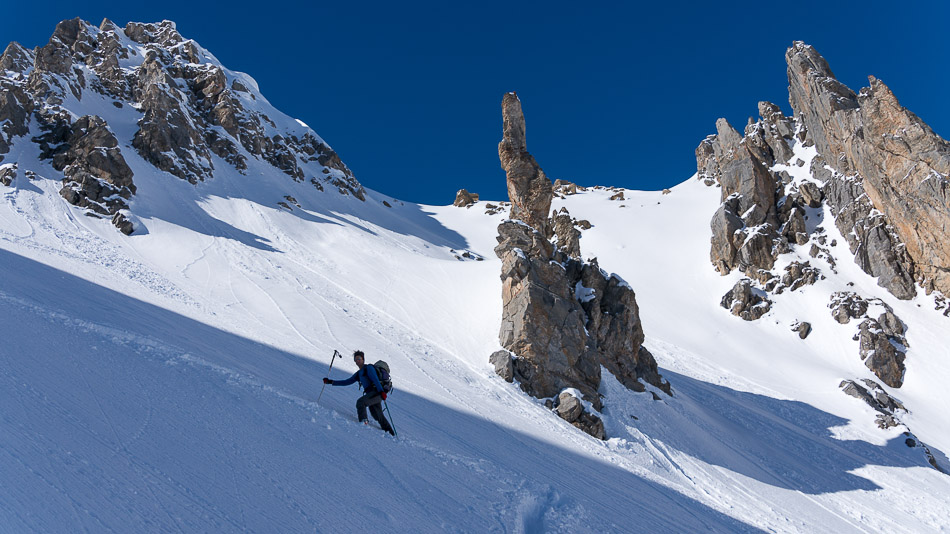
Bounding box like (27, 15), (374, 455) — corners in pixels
(4, 2), (948, 204)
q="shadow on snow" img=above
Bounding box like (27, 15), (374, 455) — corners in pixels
(609, 368), (948, 495)
(1, 248), (756, 533)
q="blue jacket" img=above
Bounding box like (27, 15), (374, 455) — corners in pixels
(331, 364), (384, 393)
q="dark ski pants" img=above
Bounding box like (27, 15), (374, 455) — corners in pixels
(357, 391), (393, 434)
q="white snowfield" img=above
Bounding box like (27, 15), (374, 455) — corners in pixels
(2, 39), (950, 529)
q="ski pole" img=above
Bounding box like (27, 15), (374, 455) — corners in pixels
(383, 398), (397, 437)
(317, 350), (341, 404)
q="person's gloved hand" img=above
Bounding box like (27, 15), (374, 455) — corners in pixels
(380, 392), (387, 400)
(323, 377), (332, 384)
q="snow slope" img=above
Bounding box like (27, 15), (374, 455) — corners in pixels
(2, 98), (950, 532)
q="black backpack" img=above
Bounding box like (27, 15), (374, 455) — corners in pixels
(371, 360), (393, 393)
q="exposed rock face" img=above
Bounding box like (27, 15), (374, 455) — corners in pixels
(498, 92), (552, 236)
(495, 220), (600, 404)
(856, 318), (906, 388)
(828, 291), (908, 387)
(29, 109), (136, 231)
(701, 42), (950, 303)
(787, 42), (950, 297)
(818, 159), (916, 300)
(0, 52), (34, 161)
(828, 291), (870, 324)
(843, 379), (904, 411)
(0, 18), (365, 234)
(551, 208), (582, 259)
(59, 116), (135, 221)
(720, 279), (772, 321)
(778, 261), (822, 293)
(453, 189), (479, 207)
(493, 94), (668, 439)
(840, 378), (944, 472)
(131, 48), (216, 184)
(702, 108), (798, 277)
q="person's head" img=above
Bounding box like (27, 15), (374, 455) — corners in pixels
(353, 350), (365, 368)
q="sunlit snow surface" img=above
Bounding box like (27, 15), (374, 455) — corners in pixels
(2, 134), (949, 530)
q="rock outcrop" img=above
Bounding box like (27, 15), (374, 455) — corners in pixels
(702, 109), (799, 277)
(699, 42), (950, 305)
(34, 114), (136, 220)
(856, 318), (906, 388)
(493, 93), (669, 439)
(551, 208), (582, 259)
(553, 179), (583, 196)
(720, 279), (772, 321)
(828, 291), (908, 387)
(840, 378), (905, 427)
(453, 189), (479, 207)
(787, 42), (950, 297)
(777, 261), (823, 293)
(839, 379), (944, 472)
(0, 163), (17, 186)
(0, 18), (366, 235)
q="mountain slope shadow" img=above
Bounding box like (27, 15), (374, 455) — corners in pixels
(0, 248), (761, 533)
(605, 368), (949, 495)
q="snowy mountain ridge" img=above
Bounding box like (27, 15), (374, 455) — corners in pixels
(2, 19), (950, 533)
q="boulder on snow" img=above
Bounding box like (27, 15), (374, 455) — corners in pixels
(791, 321), (812, 339)
(0, 163), (16, 186)
(799, 181), (823, 208)
(553, 179), (582, 196)
(111, 212), (134, 235)
(555, 391), (606, 440)
(828, 291), (869, 324)
(857, 318), (906, 388)
(778, 261), (822, 293)
(454, 189), (479, 208)
(720, 279), (772, 321)
(490, 350), (514, 382)
(840, 378), (905, 416)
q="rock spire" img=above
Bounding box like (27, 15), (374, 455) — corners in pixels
(492, 93), (670, 439)
(498, 92), (553, 236)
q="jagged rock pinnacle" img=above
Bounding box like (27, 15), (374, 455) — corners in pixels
(498, 92), (552, 236)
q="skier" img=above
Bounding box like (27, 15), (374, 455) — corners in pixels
(323, 350), (395, 435)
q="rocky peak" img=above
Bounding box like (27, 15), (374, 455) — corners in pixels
(1, 43), (33, 73)
(787, 42), (950, 296)
(695, 42), (950, 397)
(124, 20), (185, 48)
(0, 17), (366, 233)
(498, 92), (553, 236)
